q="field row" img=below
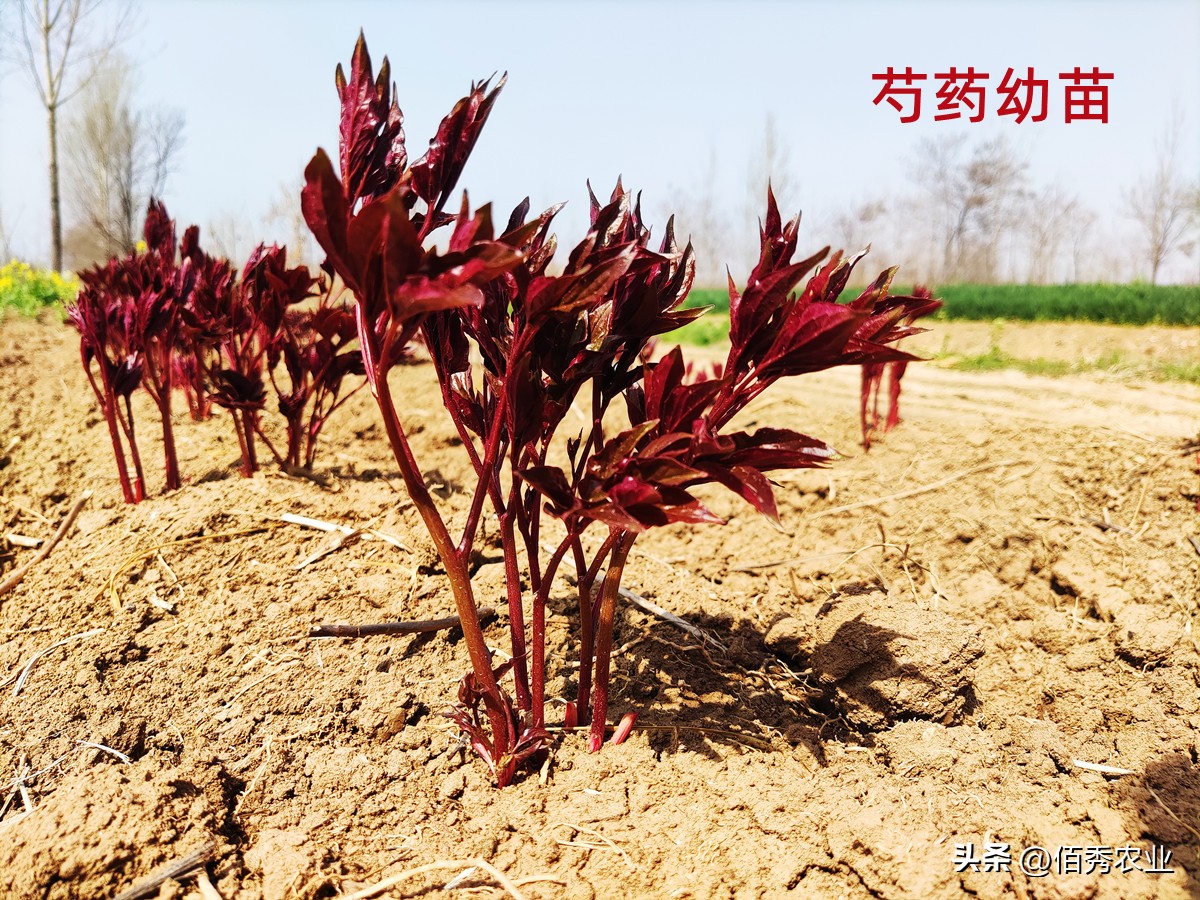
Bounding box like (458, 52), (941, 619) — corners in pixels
(686, 282), (1200, 327)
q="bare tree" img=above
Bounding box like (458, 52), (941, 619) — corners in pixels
(1066, 204), (1098, 283)
(15, 0), (131, 271)
(1124, 115), (1197, 284)
(909, 134), (1027, 282)
(969, 142), (1028, 281)
(662, 146), (732, 287)
(830, 198), (888, 255)
(746, 114), (796, 208)
(1186, 185), (1200, 282)
(0, 208), (12, 261)
(263, 178), (316, 269)
(826, 197), (898, 286)
(1024, 185), (1079, 284)
(63, 52), (184, 267)
(206, 211), (253, 266)
(744, 113), (797, 265)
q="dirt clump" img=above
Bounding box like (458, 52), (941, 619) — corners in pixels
(807, 585), (985, 729)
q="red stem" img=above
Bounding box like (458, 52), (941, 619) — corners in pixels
(498, 509), (532, 711)
(231, 410), (254, 477)
(588, 530), (635, 752)
(572, 537), (594, 723)
(103, 403), (135, 503)
(287, 412), (304, 469)
(456, 384), (509, 558)
(116, 395), (146, 502)
(84, 359), (135, 503)
(886, 360), (907, 431)
(144, 350), (180, 491)
(573, 528), (617, 724)
(357, 306), (511, 759)
(304, 385), (360, 469)
(530, 534), (572, 729)
(160, 394), (180, 491)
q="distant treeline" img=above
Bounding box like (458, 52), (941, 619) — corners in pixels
(686, 284), (1200, 327)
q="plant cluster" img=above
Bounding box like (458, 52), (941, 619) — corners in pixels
(860, 284), (939, 448)
(300, 34), (940, 785)
(0, 260), (78, 316)
(67, 201), (361, 502)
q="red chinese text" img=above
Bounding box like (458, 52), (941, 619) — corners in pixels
(872, 66), (1112, 123)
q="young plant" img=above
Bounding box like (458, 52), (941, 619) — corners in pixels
(304, 35), (538, 783)
(68, 199), (195, 501)
(135, 200), (192, 492)
(69, 259), (147, 503)
(262, 276), (364, 471)
(519, 193), (941, 751)
(175, 227), (236, 425)
(181, 240), (349, 475)
(860, 284), (939, 448)
(303, 33), (939, 784)
(183, 244), (277, 476)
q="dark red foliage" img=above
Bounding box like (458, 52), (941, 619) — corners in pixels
(301, 34), (940, 784)
(173, 353), (211, 421)
(335, 31), (407, 210)
(503, 189), (942, 750)
(524, 190), (940, 535)
(302, 35), (531, 784)
(179, 239), (358, 476)
(175, 225), (236, 423)
(69, 261), (145, 503)
(409, 75), (505, 226)
(69, 202), (362, 500)
(267, 287), (364, 470)
(69, 199), (196, 501)
(444, 663), (550, 788)
(859, 284), (940, 448)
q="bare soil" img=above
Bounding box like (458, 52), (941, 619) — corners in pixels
(1, 316), (1199, 900)
(905, 319), (1200, 367)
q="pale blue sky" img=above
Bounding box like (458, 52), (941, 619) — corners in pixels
(1, 0), (1198, 280)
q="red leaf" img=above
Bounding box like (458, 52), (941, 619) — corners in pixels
(410, 74), (506, 218)
(335, 32), (408, 206)
(301, 150), (355, 288)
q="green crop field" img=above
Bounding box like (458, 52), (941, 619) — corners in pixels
(684, 283), (1200, 327)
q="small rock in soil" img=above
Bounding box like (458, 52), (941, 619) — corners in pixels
(1050, 554), (1132, 621)
(1114, 606), (1180, 668)
(808, 586), (984, 730)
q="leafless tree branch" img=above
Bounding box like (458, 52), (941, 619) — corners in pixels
(63, 52), (185, 267)
(1123, 112), (1198, 284)
(908, 134), (1027, 282)
(12, 0), (133, 270)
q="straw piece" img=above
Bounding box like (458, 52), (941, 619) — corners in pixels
(0, 491), (92, 598)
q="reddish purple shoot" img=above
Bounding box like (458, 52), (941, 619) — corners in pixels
(302, 32), (941, 785)
(69, 200), (195, 502)
(71, 201), (362, 501)
(860, 285), (939, 449)
(179, 237), (362, 477)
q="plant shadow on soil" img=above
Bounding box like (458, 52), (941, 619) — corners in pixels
(548, 596), (966, 772)
(1119, 753), (1200, 892)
